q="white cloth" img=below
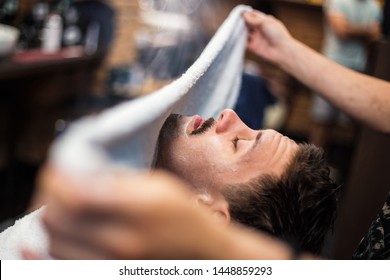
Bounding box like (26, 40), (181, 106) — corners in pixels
(0, 208), (48, 259)
(0, 5), (251, 259)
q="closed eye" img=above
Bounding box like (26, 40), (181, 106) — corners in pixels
(232, 137), (239, 149)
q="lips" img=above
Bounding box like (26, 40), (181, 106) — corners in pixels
(193, 115), (204, 131)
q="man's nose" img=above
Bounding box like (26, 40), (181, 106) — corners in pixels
(216, 109), (250, 134)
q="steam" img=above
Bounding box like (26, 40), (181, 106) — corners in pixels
(126, 0), (218, 95)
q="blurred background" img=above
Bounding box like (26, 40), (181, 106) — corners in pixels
(0, 0), (389, 259)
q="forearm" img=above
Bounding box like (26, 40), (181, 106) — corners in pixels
(218, 225), (292, 260)
(279, 39), (390, 133)
(340, 23), (375, 40)
(327, 13), (378, 41)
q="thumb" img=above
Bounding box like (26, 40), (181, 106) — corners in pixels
(242, 10), (267, 26)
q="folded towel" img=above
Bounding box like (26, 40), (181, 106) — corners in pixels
(0, 5), (251, 259)
(0, 207), (48, 259)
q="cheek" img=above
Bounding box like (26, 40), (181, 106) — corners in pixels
(168, 139), (205, 173)
(180, 138), (228, 173)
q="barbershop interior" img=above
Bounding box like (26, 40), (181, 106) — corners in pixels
(0, 0), (389, 260)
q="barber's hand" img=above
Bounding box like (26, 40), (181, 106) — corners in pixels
(37, 164), (296, 260)
(38, 166), (233, 259)
(242, 10), (294, 64)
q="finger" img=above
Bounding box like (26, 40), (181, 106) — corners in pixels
(39, 165), (136, 214)
(242, 10), (267, 26)
(44, 208), (147, 259)
(42, 169), (197, 259)
(43, 207), (117, 259)
(47, 230), (111, 260)
(41, 165), (192, 217)
(21, 248), (45, 260)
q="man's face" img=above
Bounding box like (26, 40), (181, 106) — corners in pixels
(158, 109), (299, 192)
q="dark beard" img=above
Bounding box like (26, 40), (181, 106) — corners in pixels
(153, 114), (181, 168)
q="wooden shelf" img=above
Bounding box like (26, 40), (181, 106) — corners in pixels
(0, 47), (102, 81)
(272, 0), (323, 9)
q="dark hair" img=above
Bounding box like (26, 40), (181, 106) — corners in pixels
(220, 143), (339, 254)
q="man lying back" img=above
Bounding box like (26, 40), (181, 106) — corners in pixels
(155, 109), (339, 254)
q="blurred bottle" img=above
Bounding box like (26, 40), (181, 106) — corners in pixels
(59, 0), (82, 47)
(17, 2), (49, 50)
(84, 21), (100, 55)
(42, 7), (62, 53)
(17, 0), (84, 52)
(0, 0), (19, 25)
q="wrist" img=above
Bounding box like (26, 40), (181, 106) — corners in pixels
(276, 38), (303, 73)
(223, 225), (292, 260)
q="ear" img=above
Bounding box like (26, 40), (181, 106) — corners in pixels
(195, 193), (231, 226)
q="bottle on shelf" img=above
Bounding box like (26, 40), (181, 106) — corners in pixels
(59, 0), (82, 47)
(0, 0), (19, 26)
(41, 5), (63, 53)
(17, 2), (49, 50)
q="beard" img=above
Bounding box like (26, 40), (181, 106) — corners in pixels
(153, 114), (181, 168)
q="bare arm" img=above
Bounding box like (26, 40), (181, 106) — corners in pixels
(327, 11), (380, 41)
(243, 11), (390, 133)
(36, 165), (295, 260)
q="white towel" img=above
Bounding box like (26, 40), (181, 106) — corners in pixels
(0, 207), (49, 259)
(0, 5), (251, 259)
